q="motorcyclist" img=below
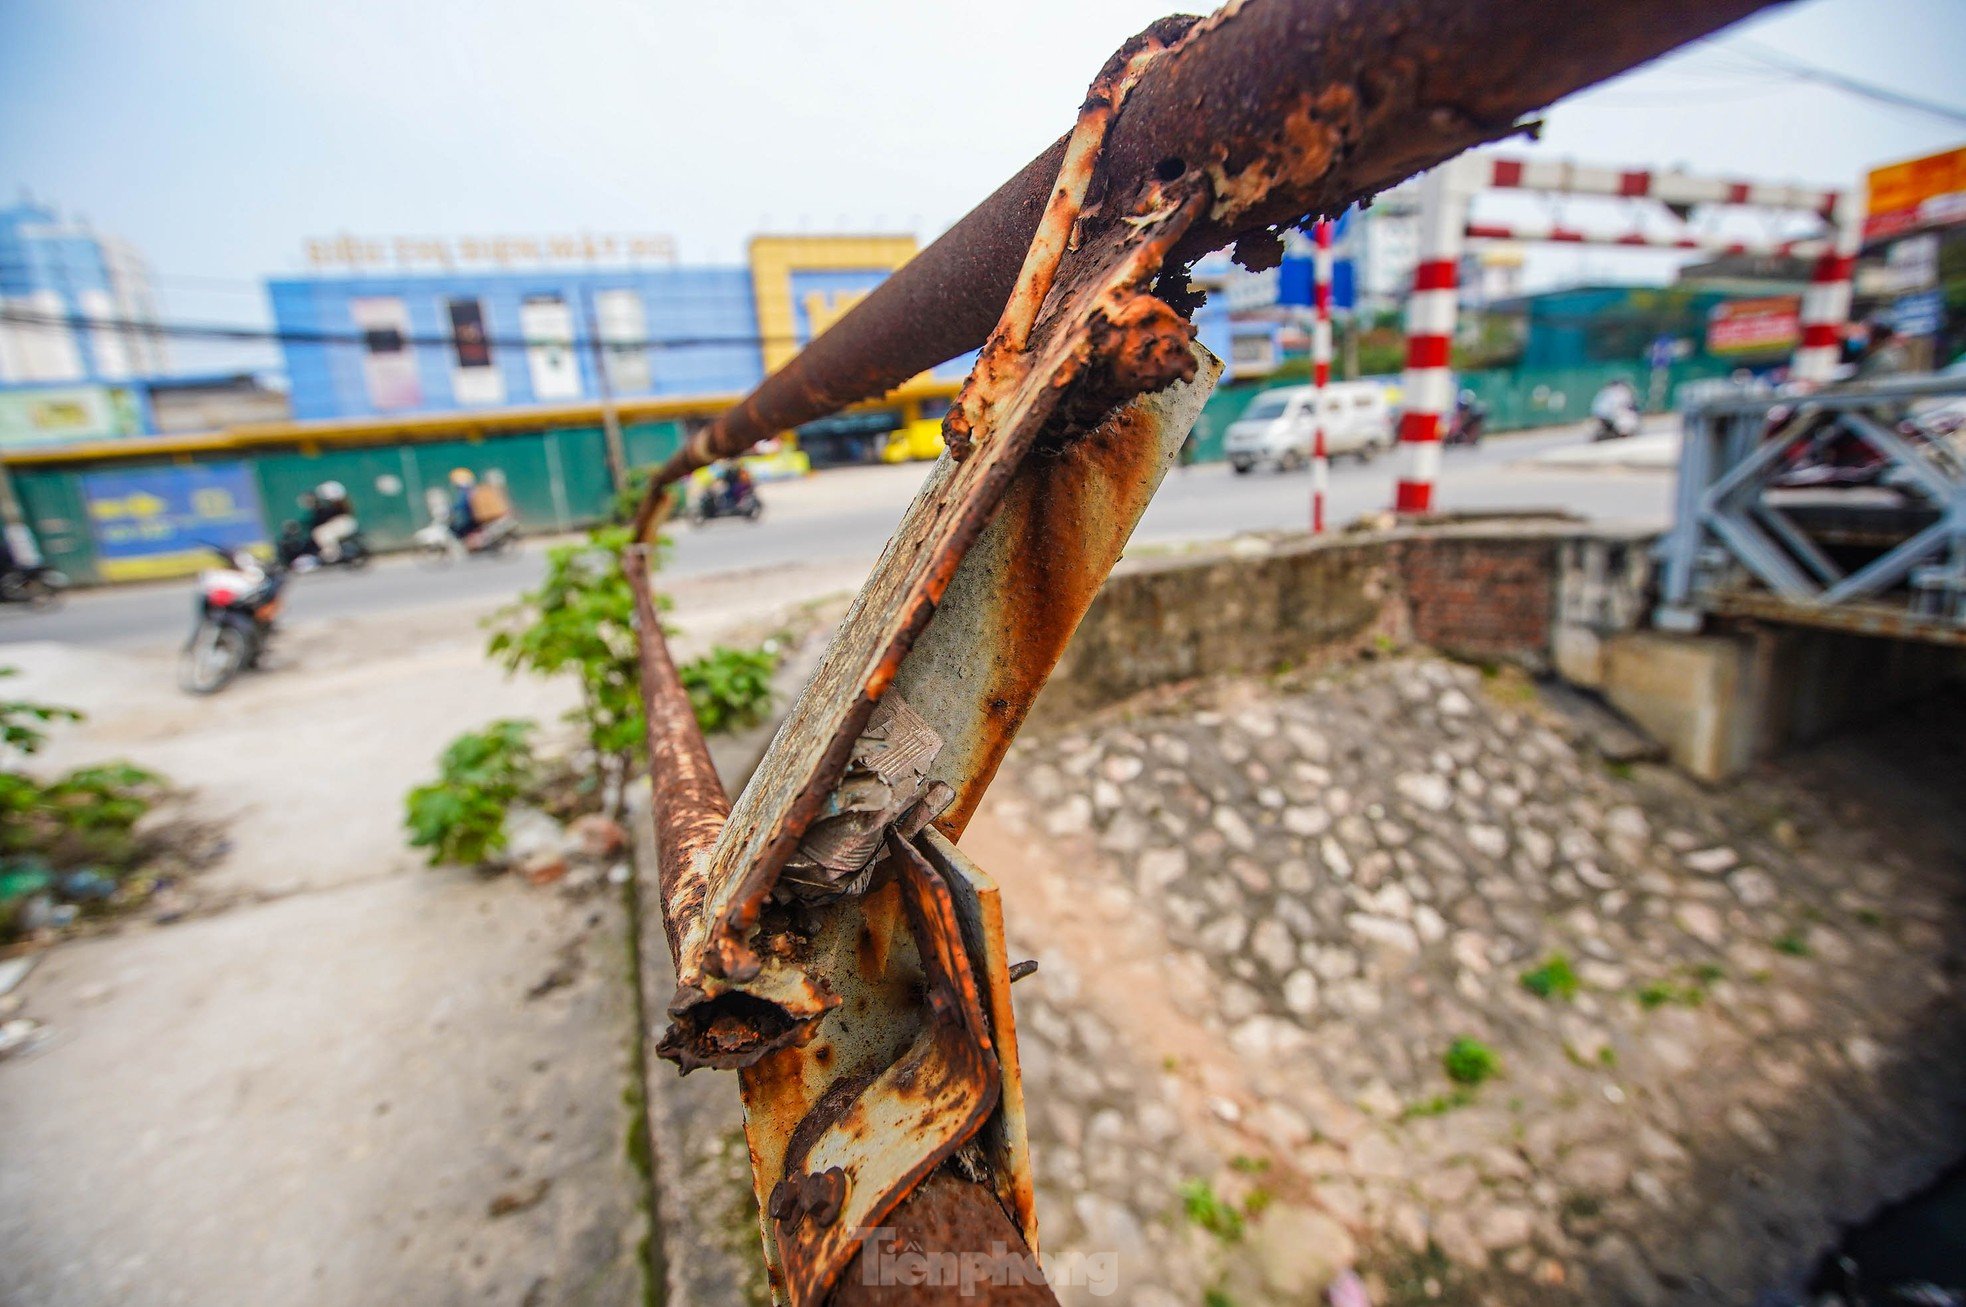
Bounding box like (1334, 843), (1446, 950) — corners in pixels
(307, 481), (357, 562)
(448, 468), (481, 540)
(448, 467), (514, 546)
(1590, 378), (1639, 440)
(1447, 389), (1487, 446)
(724, 461), (755, 511)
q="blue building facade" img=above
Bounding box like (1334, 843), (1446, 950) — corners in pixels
(0, 203), (176, 448)
(268, 264), (778, 421)
(267, 233), (1247, 424)
(0, 202), (169, 388)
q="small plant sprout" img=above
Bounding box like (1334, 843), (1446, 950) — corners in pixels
(1520, 953), (1581, 1001)
(1444, 1037), (1501, 1087)
(1177, 1179), (1245, 1242)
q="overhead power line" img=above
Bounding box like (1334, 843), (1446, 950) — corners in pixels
(1728, 37), (1966, 127)
(0, 306), (809, 353)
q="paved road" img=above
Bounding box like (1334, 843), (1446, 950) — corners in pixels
(0, 423), (1672, 650)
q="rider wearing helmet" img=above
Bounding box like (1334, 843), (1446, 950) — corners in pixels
(448, 468), (480, 539)
(308, 480), (357, 562)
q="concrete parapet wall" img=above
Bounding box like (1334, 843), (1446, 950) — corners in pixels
(1036, 518), (1586, 725)
(1036, 518), (1965, 783)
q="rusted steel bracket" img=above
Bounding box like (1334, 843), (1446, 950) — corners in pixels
(633, 28), (1221, 1302)
(721, 342), (1216, 1302)
(662, 44), (1207, 1050)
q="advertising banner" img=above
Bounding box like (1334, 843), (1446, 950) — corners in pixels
(1866, 143), (1966, 241)
(520, 294), (581, 401)
(594, 289), (652, 393)
(1707, 296), (1801, 356)
(446, 297), (504, 406)
(350, 296), (423, 410)
(0, 385), (142, 450)
(1892, 289), (1945, 340)
(82, 462), (268, 581)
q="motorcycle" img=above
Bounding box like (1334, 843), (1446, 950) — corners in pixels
(276, 518), (371, 572)
(1445, 398), (1487, 448)
(412, 509), (520, 566)
(178, 546), (283, 695)
(688, 481), (764, 526)
(0, 563), (68, 610)
(1591, 409), (1640, 442)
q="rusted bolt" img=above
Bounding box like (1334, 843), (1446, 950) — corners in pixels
(767, 1177), (802, 1224)
(802, 1167), (848, 1227)
(1009, 959), (1040, 983)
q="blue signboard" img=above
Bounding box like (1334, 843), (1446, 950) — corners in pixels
(82, 462), (267, 580)
(1892, 289), (1945, 340)
(1277, 256), (1357, 312)
(1276, 209), (1357, 311)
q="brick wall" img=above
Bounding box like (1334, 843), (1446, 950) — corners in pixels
(1395, 535), (1558, 671)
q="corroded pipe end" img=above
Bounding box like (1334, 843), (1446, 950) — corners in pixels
(658, 983), (838, 1074)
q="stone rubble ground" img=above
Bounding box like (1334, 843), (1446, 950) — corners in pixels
(979, 653), (1965, 1306)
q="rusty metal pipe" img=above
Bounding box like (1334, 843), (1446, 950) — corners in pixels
(632, 0), (1786, 534)
(628, 543), (841, 1072)
(625, 543), (728, 970)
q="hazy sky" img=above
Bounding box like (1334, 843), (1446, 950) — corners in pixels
(3, 0), (1962, 357)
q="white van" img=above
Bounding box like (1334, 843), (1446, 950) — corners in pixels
(1224, 382), (1394, 473)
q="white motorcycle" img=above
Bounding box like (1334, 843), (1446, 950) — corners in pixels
(412, 497), (520, 566)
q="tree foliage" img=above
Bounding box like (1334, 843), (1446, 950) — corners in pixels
(679, 645), (779, 735)
(486, 527), (654, 799)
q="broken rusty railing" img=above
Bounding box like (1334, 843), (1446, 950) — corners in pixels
(625, 1), (1785, 1302)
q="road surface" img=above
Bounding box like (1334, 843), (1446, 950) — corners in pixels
(0, 423), (1672, 650)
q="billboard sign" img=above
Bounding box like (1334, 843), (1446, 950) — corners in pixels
(0, 385), (142, 450)
(748, 236), (918, 374)
(1866, 143), (1966, 241)
(520, 295), (582, 401)
(1707, 296), (1801, 356)
(1891, 289), (1945, 340)
(350, 296), (422, 410)
(305, 232), (677, 271)
(595, 289), (652, 394)
(445, 297), (504, 406)
(82, 462), (268, 581)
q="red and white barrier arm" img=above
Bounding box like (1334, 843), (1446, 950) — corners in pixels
(1464, 221), (1824, 259)
(1484, 157), (1841, 217)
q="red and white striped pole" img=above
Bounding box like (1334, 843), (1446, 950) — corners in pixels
(1311, 217), (1334, 533)
(1396, 162), (1468, 515)
(1791, 187), (1862, 385)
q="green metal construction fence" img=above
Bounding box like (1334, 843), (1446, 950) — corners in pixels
(10, 418), (687, 584)
(1184, 356), (1744, 463)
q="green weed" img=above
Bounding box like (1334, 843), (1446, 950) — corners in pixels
(1444, 1037), (1501, 1087)
(1520, 953), (1581, 1001)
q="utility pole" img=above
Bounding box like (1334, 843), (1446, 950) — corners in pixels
(584, 294), (629, 492)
